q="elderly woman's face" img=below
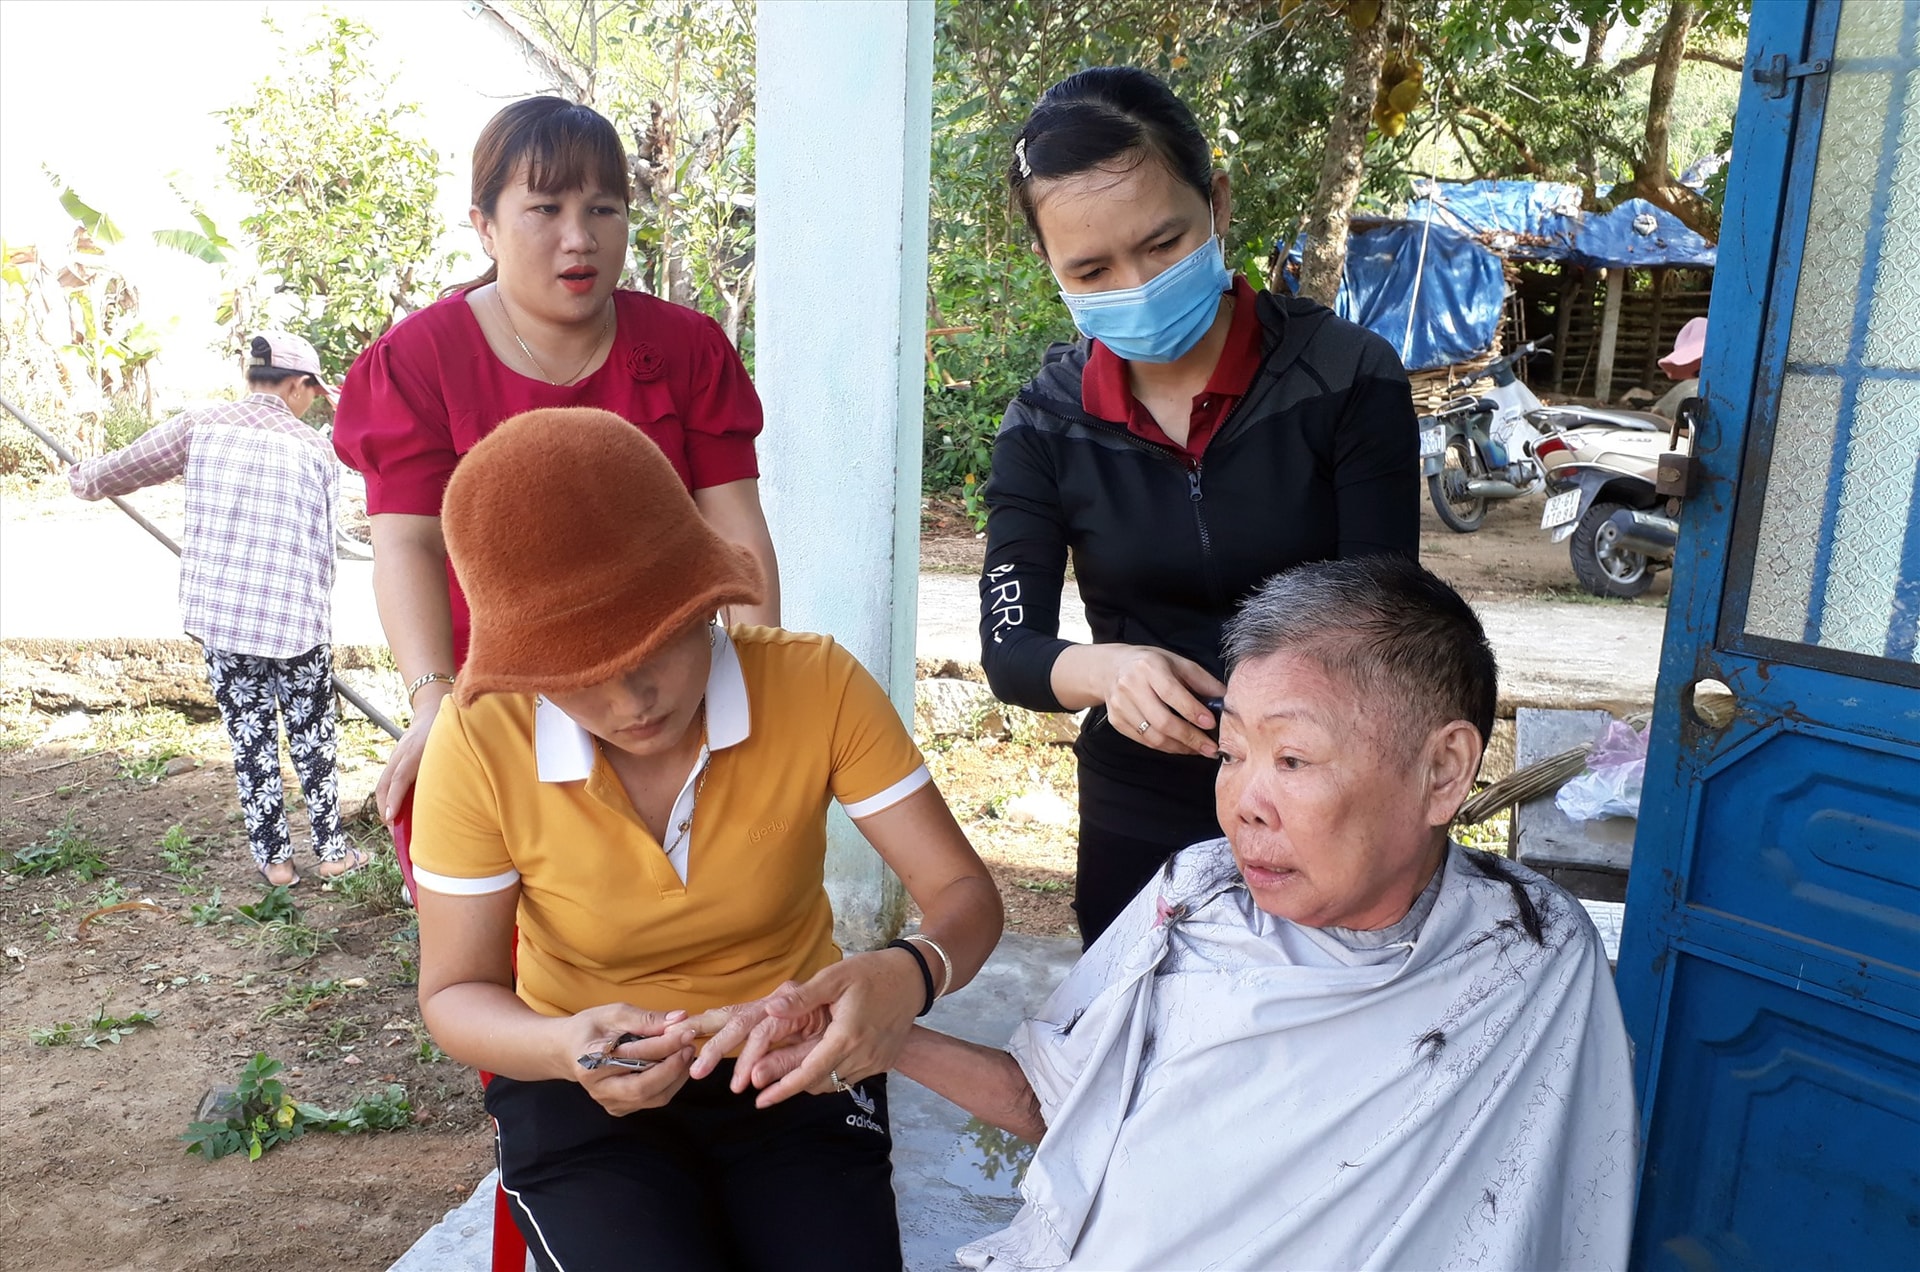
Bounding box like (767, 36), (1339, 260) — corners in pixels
(542, 620), (713, 759)
(1215, 651), (1451, 930)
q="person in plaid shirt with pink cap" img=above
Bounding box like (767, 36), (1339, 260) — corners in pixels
(70, 331), (370, 887)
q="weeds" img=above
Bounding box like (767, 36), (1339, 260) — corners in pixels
(237, 887), (299, 925)
(158, 825), (207, 879)
(187, 888), (228, 926)
(1014, 878), (1069, 894)
(7, 818), (108, 880)
(327, 841), (404, 912)
(181, 1053), (412, 1162)
(86, 877), (129, 907)
(117, 745), (182, 785)
(258, 977), (353, 1023)
(32, 1006), (158, 1049)
(232, 888), (337, 963)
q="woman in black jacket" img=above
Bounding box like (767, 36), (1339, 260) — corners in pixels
(978, 67), (1420, 947)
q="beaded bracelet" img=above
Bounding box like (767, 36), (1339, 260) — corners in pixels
(886, 939), (938, 1016)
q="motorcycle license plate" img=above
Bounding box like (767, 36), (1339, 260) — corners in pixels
(1419, 425), (1447, 458)
(1540, 489), (1582, 530)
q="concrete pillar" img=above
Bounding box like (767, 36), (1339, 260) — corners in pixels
(754, 0), (934, 950)
(1596, 267), (1625, 402)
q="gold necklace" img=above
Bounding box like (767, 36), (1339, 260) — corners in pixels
(494, 289), (612, 385)
(666, 700), (711, 859)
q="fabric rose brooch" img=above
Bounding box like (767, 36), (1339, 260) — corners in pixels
(626, 343), (664, 383)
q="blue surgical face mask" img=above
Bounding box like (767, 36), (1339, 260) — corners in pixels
(1055, 212), (1232, 364)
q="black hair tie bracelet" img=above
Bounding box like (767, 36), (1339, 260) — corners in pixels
(887, 938), (938, 1017)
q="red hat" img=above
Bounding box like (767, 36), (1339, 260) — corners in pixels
(441, 408), (765, 704)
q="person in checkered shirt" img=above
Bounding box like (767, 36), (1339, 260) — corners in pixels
(69, 331), (370, 887)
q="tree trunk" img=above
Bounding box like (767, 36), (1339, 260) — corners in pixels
(1622, 0), (1719, 236)
(1576, 17), (1610, 201)
(1297, 2), (1390, 307)
(1641, 0), (1694, 191)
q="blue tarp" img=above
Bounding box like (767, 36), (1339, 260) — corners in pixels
(1405, 180), (1716, 269)
(1288, 221), (1507, 372)
(1565, 198), (1718, 269)
(1404, 179), (1585, 259)
(1274, 182), (1715, 371)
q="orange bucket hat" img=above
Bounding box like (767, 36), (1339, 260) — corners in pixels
(442, 408), (765, 704)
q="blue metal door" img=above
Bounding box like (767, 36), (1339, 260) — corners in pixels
(1616, 2), (1920, 1267)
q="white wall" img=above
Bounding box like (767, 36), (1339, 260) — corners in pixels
(755, 0), (935, 948)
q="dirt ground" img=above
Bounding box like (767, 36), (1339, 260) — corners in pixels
(0, 479), (1612, 1271)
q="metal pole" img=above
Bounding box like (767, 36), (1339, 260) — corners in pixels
(0, 391), (403, 740)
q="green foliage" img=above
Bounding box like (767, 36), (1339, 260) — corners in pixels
(237, 886), (299, 926)
(327, 840), (405, 913)
(117, 740), (182, 785)
(188, 890), (228, 927)
(32, 1006), (158, 1050)
(7, 818), (108, 880)
(257, 977), (357, 1024)
(158, 825), (206, 879)
(181, 1053), (412, 1162)
(218, 16), (450, 379)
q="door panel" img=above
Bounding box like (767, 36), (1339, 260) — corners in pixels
(1618, 1), (1920, 1265)
(1637, 959), (1920, 1272)
(1686, 724), (1920, 974)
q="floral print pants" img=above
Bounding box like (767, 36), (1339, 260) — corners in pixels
(203, 644), (348, 870)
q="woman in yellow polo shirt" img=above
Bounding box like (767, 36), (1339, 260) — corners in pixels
(411, 408), (1003, 1272)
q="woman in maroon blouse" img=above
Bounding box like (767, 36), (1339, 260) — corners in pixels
(334, 97), (780, 897)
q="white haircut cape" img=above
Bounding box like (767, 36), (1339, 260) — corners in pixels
(958, 841), (1638, 1271)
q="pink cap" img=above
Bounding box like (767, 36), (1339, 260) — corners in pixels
(1659, 317), (1707, 377)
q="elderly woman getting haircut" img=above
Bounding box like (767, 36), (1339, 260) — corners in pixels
(410, 409), (1001, 1271)
(759, 555), (1636, 1271)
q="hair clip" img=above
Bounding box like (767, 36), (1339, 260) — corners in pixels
(1014, 137), (1032, 179)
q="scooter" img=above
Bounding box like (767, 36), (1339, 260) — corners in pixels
(1419, 337), (1672, 533)
(1533, 415), (1690, 599)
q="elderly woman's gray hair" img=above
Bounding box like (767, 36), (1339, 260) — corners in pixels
(1223, 555), (1498, 754)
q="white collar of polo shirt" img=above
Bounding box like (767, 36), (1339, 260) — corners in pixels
(534, 623), (751, 782)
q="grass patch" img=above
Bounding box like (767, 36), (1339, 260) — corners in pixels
(231, 887), (337, 964)
(117, 743), (184, 785)
(31, 1006), (158, 1049)
(1014, 878), (1069, 894)
(327, 841), (404, 912)
(158, 824), (209, 880)
(258, 977), (356, 1023)
(7, 817), (108, 880)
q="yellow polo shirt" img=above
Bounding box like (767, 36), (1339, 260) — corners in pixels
(410, 626), (930, 1018)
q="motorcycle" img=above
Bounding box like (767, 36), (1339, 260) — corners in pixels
(1419, 337), (1673, 533)
(1533, 410), (1692, 599)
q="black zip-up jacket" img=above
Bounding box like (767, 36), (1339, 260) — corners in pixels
(976, 291), (1419, 842)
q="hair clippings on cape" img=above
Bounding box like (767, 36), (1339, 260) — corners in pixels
(1014, 137), (1032, 179)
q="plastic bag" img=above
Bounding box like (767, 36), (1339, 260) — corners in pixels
(1555, 720), (1648, 821)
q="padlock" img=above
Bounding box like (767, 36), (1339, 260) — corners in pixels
(1655, 451), (1697, 499)
(1656, 396), (1703, 500)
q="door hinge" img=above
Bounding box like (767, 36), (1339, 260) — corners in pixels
(1752, 53), (1830, 99)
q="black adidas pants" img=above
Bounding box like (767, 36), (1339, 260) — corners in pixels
(487, 1061), (902, 1271)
